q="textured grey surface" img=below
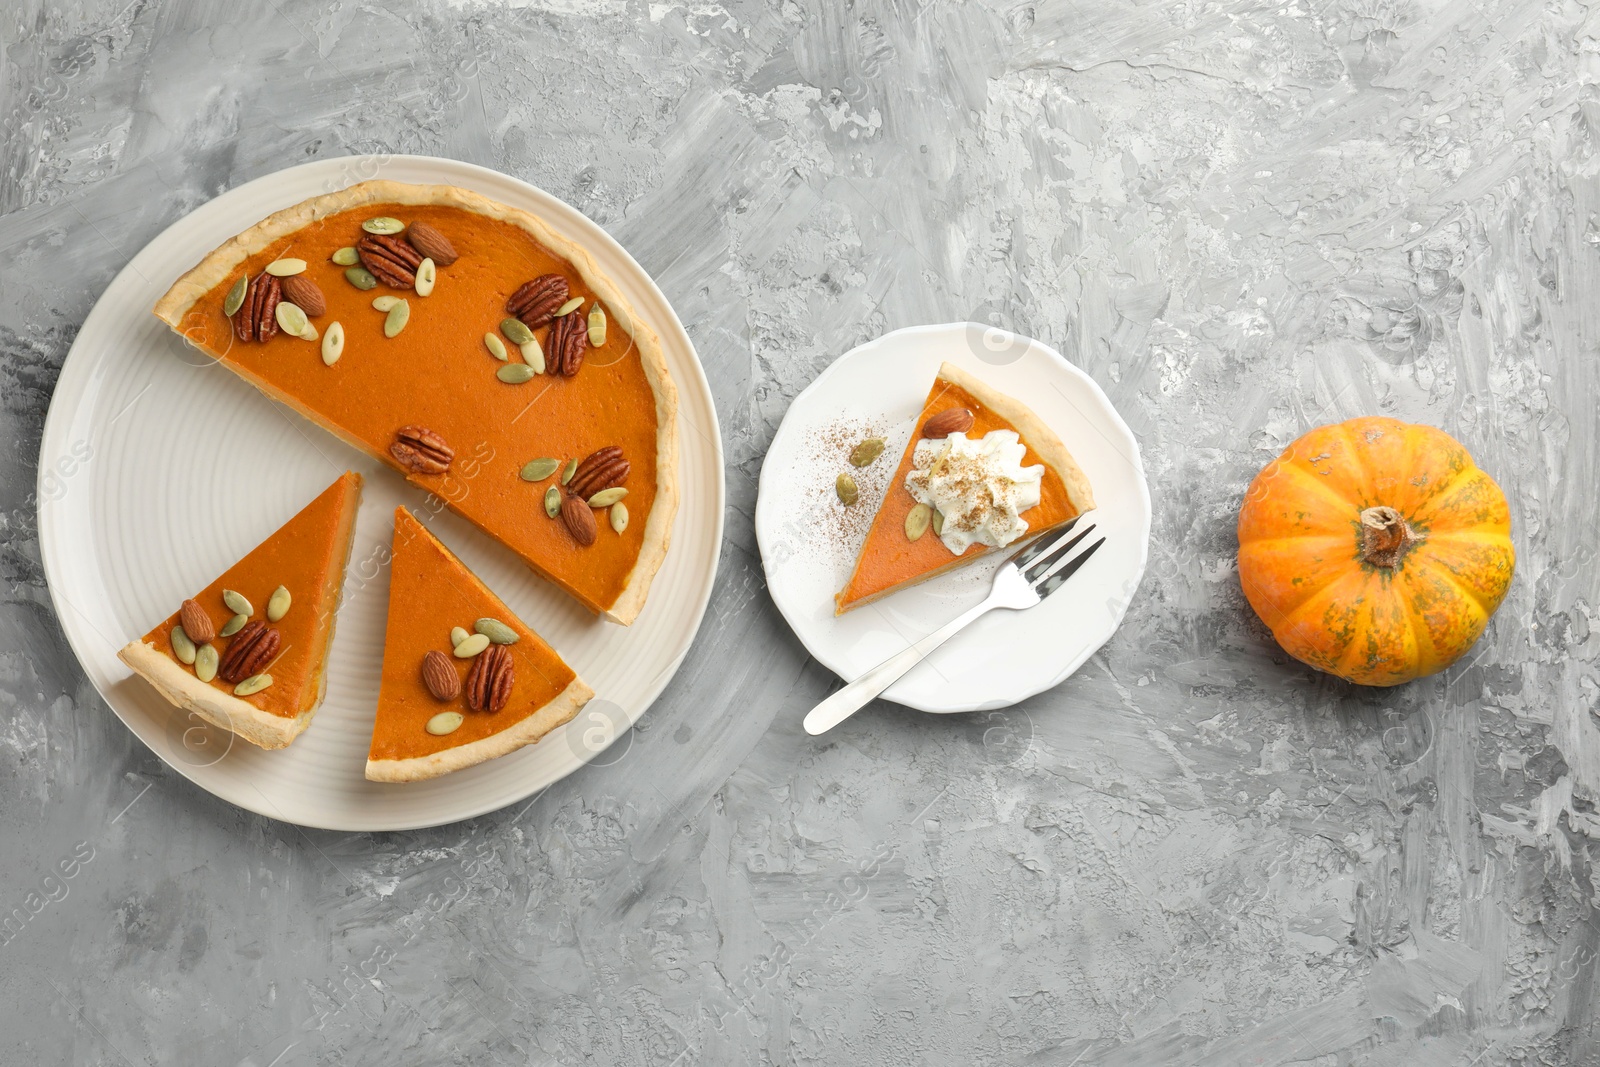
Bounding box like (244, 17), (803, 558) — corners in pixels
(1, 0), (1597, 1063)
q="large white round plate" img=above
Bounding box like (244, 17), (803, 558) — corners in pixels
(756, 323), (1149, 713)
(38, 156), (724, 830)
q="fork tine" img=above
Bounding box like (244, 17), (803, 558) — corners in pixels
(1007, 515), (1082, 570)
(1022, 522), (1097, 584)
(1033, 536), (1106, 598)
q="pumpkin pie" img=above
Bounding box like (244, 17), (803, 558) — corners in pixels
(151, 181), (677, 625)
(366, 507), (593, 783)
(835, 362), (1094, 613)
(118, 471), (362, 749)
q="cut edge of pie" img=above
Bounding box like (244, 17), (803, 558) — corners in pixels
(150, 180), (678, 627)
(834, 361), (1095, 614)
(364, 507), (594, 784)
(116, 471), (363, 750)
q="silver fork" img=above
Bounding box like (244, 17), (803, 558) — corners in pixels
(803, 517), (1107, 736)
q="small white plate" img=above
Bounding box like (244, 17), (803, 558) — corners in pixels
(37, 156), (724, 830)
(756, 323), (1150, 713)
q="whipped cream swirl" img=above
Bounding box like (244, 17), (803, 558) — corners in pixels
(905, 430), (1043, 554)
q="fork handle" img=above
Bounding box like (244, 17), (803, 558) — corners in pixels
(802, 598), (998, 736)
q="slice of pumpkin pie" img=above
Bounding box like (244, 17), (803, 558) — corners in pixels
(118, 471), (363, 749)
(366, 508), (593, 783)
(835, 362), (1095, 613)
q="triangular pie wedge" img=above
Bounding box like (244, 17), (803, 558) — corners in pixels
(835, 362), (1095, 613)
(118, 471), (363, 749)
(150, 181), (677, 625)
(366, 508), (594, 783)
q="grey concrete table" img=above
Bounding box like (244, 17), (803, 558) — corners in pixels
(2, 0), (1596, 1063)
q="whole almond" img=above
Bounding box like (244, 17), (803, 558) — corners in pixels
(921, 407), (975, 439)
(560, 493), (598, 546)
(406, 221), (458, 266)
(178, 599), (215, 645)
(279, 274), (326, 317)
(421, 650), (460, 702)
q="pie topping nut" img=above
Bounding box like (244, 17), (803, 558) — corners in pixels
(218, 620), (280, 684)
(390, 425), (454, 475)
(421, 649), (461, 702)
(405, 221), (458, 267)
(507, 274), (569, 328)
(465, 643), (514, 713)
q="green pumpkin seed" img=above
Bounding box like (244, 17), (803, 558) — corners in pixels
(500, 317), (535, 346)
(426, 711), (464, 736)
(520, 458), (560, 481)
(322, 321), (345, 365)
(560, 458), (578, 485)
(485, 333), (509, 361)
(452, 632), (490, 658)
(220, 613), (249, 638)
(474, 618), (519, 645)
(265, 258), (306, 277)
(222, 589), (253, 616)
(497, 364), (536, 384)
(332, 246), (360, 266)
(587, 304), (606, 346)
(520, 337), (545, 374)
(414, 258), (436, 297)
(266, 585), (291, 622)
(587, 487), (628, 508)
(233, 673), (273, 697)
(362, 217), (404, 234)
(371, 295), (401, 312)
(170, 625), (197, 665)
(554, 296), (583, 317)
(450, 626), (470, 649)
(905, 503), (933, 541)
(544, 485), (562, 517)
(610, 502), (629, 534)
(836, 473), (859, 506)
(275, 301), (309, 337)
(297, 322), (318, 342)
(223, 275), (248, 316)
(194, 643), (219, 683)
(850, 437), (886, 467)
(383, 300), (409, 338)
(345, 266), (378, 290)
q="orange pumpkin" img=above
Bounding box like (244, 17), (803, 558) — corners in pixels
(1237, 417), (1514, 686)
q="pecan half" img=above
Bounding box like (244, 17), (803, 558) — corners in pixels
(466, 644), (514, 712)
(233, 273), (282, 343)
(547, 311), (588, 377)
(507, 274), (569, 328)
(390, 426), (454, 475)
(921, 407), (976, 439)
(219, 620), (280, 683)
(357, 233), (423, 288)
(178, 599), (215, 645)
(279, 274), (326, 317)
(567, 446), (629, 500)
(560, 492), (598, 546)
(405, 221), (458, 267)
(421, 650), (461, 702)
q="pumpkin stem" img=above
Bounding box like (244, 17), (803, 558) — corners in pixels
(1359, 506), (1421, 569)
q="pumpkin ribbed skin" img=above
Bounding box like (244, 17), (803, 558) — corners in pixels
(1237, 417), (1514, 686)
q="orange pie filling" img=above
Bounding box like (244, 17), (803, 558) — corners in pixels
(836, 378), (1085, 613)
(119, 471), (362, 747)
(164, 196), (665, 620)
(366, 508), (591, 781)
